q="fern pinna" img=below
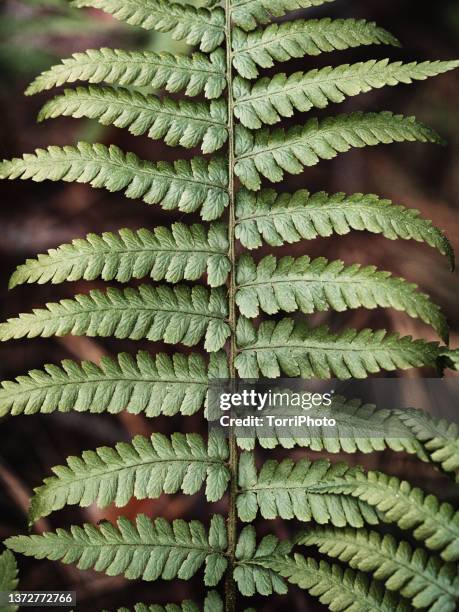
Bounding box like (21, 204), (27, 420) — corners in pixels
(0, 0), (459, 610)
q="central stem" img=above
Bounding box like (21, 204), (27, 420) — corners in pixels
(224, 0), (238, 610)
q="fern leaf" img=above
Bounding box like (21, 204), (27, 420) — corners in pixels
(236, 394), (425, 457)
(39, 87), (228, 154)
(0, 143), (229, 221)
(73, 0), (225, 52)
(232, 0), (335, 32)
(299, 527), (459, 612)
(260, 554), (411, 611)
(5, 515), (227, 586)
(233, 526), (291, 596)
(397, 409), (459, 481)
(0, 550), (18, 612)
(235, 254), (447, 340)
(235, 189), (454, 268)
(234, 60), (459, 128)
(25, 48), (227, 99)
(235, 112), (442, 190)
(29, 431), (230, 522)
(232, 19), (399, 79)
(109, 593), (223, 612)
(319, 470), (459, 561)
(0, 285), (230, 352)
(9, 223), (230, 289)
(0, 351), (227, 418)
(234, 317), (442, 379)
(237, 452), (379, 526)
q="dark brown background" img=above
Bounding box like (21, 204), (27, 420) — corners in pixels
(0, 0), (458, 609)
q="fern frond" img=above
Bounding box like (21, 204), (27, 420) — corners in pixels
(0, 351), (228, 417)
(39, 87), (228, 154)
(260, 554), (411, 611)
(234, 60), (459, 128)
(235, 189), (454, 268)
(232, 0), (335, 32)
(235, 254), (447, 340)
(299, 527), (459, 612)
(235, 112), (442, 190)
(0, 285), (230, 352)
(233, 526), (291, 596)
(397, 409), (459, 481)
(236, 394), (425, 456)
(234, 317), (442, 379)
(5, 515), (228, 586)
(29, 431), (230, 522)
(25, 48), (227, 99)
(232, 19), (399, 79)
(0, 550), (18, 604)
(72, 0), (225, 52)
(110, 593), (223, 612)
(0, 144), (229, 221)
(319, 470), (459, 561)
(237, 453), (379, 526)
(9, 223), (230, 289)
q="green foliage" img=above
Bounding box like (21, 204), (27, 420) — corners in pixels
(232, 19), (399, 79)
(1, 0), (459, 610)
(0, 550), (18, 612)
(0, 285), (230, 352)
(39, 87), (228, 153)
(234, 60), (459, 128)
(318, 470), (459, 561)
(235, 112), (442, 190)
(237, 453), (378, 526)
(397, 409), (459, 481)
(235, 253), (447, 340)
(29, 431), (230, 522)
(6, 515), (228, 586)
(73, 0), (225, 52)
(235, 189), (454, 267)
(234, 526), (291, 596)
(0, 351), (227, 417)
(260, 554), (411, 611)
(25, 48), (227, 98)
(298, 527), (459, 611)
(0, 144), (229, 221)
(235, 317), (442, 378)
(9, 223), (230, 288)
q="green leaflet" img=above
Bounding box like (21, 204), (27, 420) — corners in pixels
(0, 351), (228, 418)
(39, 87), (228, 154)
(109, 592), (223, 612)
(29, 431), (230, 522)
(234, 60), (459, 128)
(236, 394), (425, 456)
(298, 527), (459, 612)
(234, 112), (442, 190)
(0, 143), (229, 221)
(237, 453), (378, 526)
(234, 317), (442, 379)
(235, 253), (447, 340)
(232, 0), (335, 32)
(234, 189), (454, 267)
(73, 0), (225, 52)
(232, 18), (399, 79)
(0, 285), (230, 352)
(25, 47), (227, 99)
(318, 470), (459, 562)
(396, 409), (459, 481)
(5, 515), (228, 586)
(9, 223), (230, 288)
(0, 550), (18, 612)
(233, 526), (291, 596)
(260, 554), (411, 612)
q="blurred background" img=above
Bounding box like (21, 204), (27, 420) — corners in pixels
(0, 0), (458, 609)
